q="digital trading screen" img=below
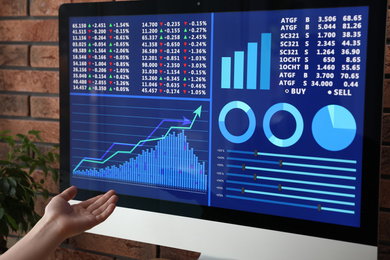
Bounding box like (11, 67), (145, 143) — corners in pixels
(68, 6), (369, 228)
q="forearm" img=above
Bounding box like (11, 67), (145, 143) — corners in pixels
(0, 215), (65, 260)
(0, 187), (117, 260)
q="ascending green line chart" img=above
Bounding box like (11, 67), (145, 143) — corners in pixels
(70, 95), (209, 193)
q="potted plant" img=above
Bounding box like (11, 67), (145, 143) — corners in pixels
(0, 130), (59, 253)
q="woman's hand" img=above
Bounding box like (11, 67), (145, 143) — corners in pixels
(44, 186), (118, 238)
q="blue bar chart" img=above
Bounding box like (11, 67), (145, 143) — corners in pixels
(73, 131), (207, 192)
(260, 33), (271, 90)
(247, 42), (258, 90)
(220, 33), (272, 90)
(221, 57), (231, 89)
(70, 95), (209, 200)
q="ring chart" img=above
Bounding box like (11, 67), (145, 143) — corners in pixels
(219, 101), (256, 144)
(263, 103), (304, 147)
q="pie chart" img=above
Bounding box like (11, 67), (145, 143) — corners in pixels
(312, 105), (356, 151)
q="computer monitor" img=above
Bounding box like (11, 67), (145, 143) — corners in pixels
(59, 0), (386, 258)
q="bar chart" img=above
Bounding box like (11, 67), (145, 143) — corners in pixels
(73, 131), (207, 192)
(221, 33), (271, 90)
(70, 95), (210, 197)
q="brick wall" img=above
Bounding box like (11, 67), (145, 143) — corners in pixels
(0, 0), (199, 259)
(0, 0), (390, 259)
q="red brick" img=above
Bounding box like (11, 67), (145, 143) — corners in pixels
(0, 0), (27, 17)
(31, 170), (60, 194)
(72, 0), (114, 2)
(0, 119), (59, 143)
(388, 10), (390, 40)
(0, 45), (28, 66)
(386, 45), (390, 74)
(159, 246), (201, 260)
(0, 143), (9, 160)
(0, 70), (59, 93)
(380, 179), (390, 208)
(31, 0), (71, 16)
(382, 146), (390, 176)
(379, 243), (390, 260)
(0, 94), (29, 116)
(385, 79), (390, 109)
(34, 195), (52, 216)
(379, 211), (390, 241)
(48, 247), (113, 260)
(0, 19), (58, 42)
(69, 233), (157, 259)
(30, 45), (59, 68)
(36, 143), (60, 169)
(31, 96), (59, 119)
(383, 114), (390, 143)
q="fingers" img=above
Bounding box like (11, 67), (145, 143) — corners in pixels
(85, 190), (117, 213)
(78, 194), (103, 208)
(91, 193), (118, 215)
(57, 186), (77, 201)
(93, 195), (118, 223)
(70, 189), (118, 224)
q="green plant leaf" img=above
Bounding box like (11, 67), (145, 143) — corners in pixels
(7, 177), (17, 188)
(54, 153), (60, 162)
(9, 187), (16, 197)
(0, 220), (9, 238)
(29, 162), (37, 175)
(0, 160), (12, 166)
(30, 144), (41, 157)
(1, 135), (14, 147)
(1, 179), (10, 194)
(48, 152), (54, 163)
(40, 189), (49, 199)
(16, 134), (27, 142)
(28, 130), (43, 143)
(0, 130), (11, 136)
(49, 167), (58, 182)
(4, 214), (18, 231)
(0, 130), (59, 240)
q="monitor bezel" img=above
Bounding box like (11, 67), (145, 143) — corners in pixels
(59, 0), (386, 247)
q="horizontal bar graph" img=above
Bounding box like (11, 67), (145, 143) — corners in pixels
(224, 149), (357, 215)
(221, 33), (271, 90)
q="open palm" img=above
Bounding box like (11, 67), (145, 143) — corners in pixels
(44, 186), (118, 238)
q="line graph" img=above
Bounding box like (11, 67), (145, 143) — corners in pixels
(73, 106), (202, 172)
(70, 95), (209, 194)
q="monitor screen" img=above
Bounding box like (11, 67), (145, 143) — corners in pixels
(59, 0), (386, 258)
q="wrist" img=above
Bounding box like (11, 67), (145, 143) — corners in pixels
(40, 213), (68, 240)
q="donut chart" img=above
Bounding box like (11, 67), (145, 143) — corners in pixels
(312, 105), (356, 151)
(218, 101), (256, 143)
(263, 103), (304, 147)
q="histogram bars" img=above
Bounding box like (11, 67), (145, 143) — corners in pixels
(74, 131), (207, 192)
(73, 105), (202, 172)
(221, 33), (271, 90)
(225, 149), (357, 214)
